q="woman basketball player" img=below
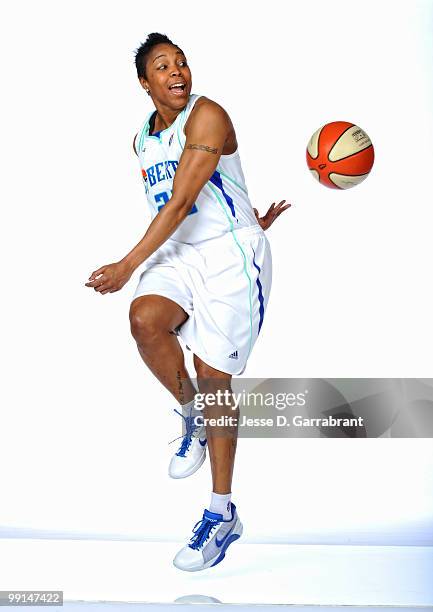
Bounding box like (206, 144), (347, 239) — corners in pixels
(86, 33), (290, 571)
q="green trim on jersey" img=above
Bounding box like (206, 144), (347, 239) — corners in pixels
(137, 123), (146, 152)
(177, 116), (184, 149)
(176, 104), (189, 149)
(215, 168), (248, 195)
(208, 183), (254, 358)
(139, 110), (182, 147)
(138, 114), (152, 151)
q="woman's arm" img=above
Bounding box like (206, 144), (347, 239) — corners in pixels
(85, 101), (230, 294)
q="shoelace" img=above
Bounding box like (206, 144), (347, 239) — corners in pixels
(189, 515), (222, 550)
(173, 408), (198, 457)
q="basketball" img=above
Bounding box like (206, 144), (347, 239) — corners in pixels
(306, 121), (374, 189)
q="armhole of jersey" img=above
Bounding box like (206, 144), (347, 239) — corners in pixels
(181, 94), (203, 138)
(180, 96), (236, 157)
(220, 148), (239, 159)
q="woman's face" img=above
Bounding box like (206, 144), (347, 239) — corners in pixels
(140, 43), (192, 111)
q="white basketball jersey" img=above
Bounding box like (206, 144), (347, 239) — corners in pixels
(135, 94), (258, 244)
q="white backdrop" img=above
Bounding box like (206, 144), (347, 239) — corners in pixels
(0, 0), (432, 545)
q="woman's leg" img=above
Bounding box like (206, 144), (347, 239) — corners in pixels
(193, 354), (238, 494)
(129, 295), (196, 404)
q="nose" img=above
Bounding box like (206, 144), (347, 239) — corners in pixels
(170, 66), (181, 77)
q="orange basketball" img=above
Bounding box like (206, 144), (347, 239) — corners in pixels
(306, 121), (374, 189)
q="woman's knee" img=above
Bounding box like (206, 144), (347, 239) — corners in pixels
(129, 299), (164, 346)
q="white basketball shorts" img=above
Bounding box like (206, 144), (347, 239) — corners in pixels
(131, 224), (272, 375)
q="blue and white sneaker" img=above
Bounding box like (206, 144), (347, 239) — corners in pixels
(168, 408), (207, 479)
(173, 503), (243, 572)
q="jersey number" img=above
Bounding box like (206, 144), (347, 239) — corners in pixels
(155, 190), (198, 215)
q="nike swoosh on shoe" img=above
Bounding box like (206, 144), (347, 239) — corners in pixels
(215, 523), (236, 548)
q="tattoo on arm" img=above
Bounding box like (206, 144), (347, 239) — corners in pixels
(186, 143), (218, 154)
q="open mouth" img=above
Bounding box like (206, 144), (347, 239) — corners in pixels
(168, 82), (187, 95)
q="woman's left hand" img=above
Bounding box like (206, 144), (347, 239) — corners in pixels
(253, 200), (291, 231)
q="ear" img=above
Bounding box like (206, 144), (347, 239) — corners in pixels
(138, 76), (149, 92)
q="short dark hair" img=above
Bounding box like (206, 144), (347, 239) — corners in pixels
(134, 33), (181, 79)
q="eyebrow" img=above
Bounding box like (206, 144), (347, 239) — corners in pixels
(152, 51), (185, 64)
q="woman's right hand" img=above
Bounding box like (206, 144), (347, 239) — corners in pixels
(85, 260), (134, 295)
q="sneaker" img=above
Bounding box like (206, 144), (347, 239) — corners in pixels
(173, 503), (243, 572)
(168, 408), (207, 479)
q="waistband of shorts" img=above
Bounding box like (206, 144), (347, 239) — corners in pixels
(191, 224), (265, 250)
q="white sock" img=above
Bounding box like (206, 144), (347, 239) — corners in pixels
(181, 397), (204, 432)
(209, 492), (232, 520)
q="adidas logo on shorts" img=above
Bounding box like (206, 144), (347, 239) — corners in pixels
(228, 350), (238, 360)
